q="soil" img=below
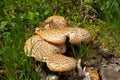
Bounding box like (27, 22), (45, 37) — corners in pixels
(36, 44), (120, 80)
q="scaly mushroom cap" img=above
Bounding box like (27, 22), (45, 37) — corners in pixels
(46, 54), (77, 72)
(36, 28), (66, 44)
(36, 27), (92, 45)
(43, 15), (68, 29)
(68, 27), (92, 44)
(24, 35), (77, 72)
(24, 35), (66, 62)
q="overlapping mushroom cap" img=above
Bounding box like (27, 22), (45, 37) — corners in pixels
(36, 27), (92, 45)
(24, 35), (66, 61)
(42, 15), (68, 29)
(46, 54), (77, 72)
(24, 35), (77, 72)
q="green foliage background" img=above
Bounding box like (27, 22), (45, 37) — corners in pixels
(0, 0), (120, 80)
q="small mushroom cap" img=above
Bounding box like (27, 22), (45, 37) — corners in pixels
(68, 28), (92, 44)
(46, 54), (77, 72)
(24, 35), (66, 61)
(36, 27), (92, 45)
(36, 29), (66, 44)
(43, 15), (68, 29)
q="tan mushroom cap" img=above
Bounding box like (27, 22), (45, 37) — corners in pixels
(43, 15), (68, 29)
(36, 27), (92, 45)
(68, 27), (92, 44)
(46, 54), (77, 72)
(36, 28), (66, 44)
(24, 35), (66, 62)
(24, 35), (77, 72)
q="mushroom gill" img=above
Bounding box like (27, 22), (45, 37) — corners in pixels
(36, 27), (92, 45)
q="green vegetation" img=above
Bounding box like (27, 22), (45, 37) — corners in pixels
(0, 0), (120, 79)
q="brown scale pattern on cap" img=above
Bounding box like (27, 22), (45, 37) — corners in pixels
(35, 28), (66, 44)
(43, 15), (68, 29)
(67, 27), (92, 44)
(46, 54), (77, 72)
(36, 27), (92, 45)
(24, 35), (66, 62)
(24, 35), (77, 71)
(24, 15), (92, 72)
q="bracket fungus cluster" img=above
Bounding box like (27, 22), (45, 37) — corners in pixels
(24, 15), (92, 72)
